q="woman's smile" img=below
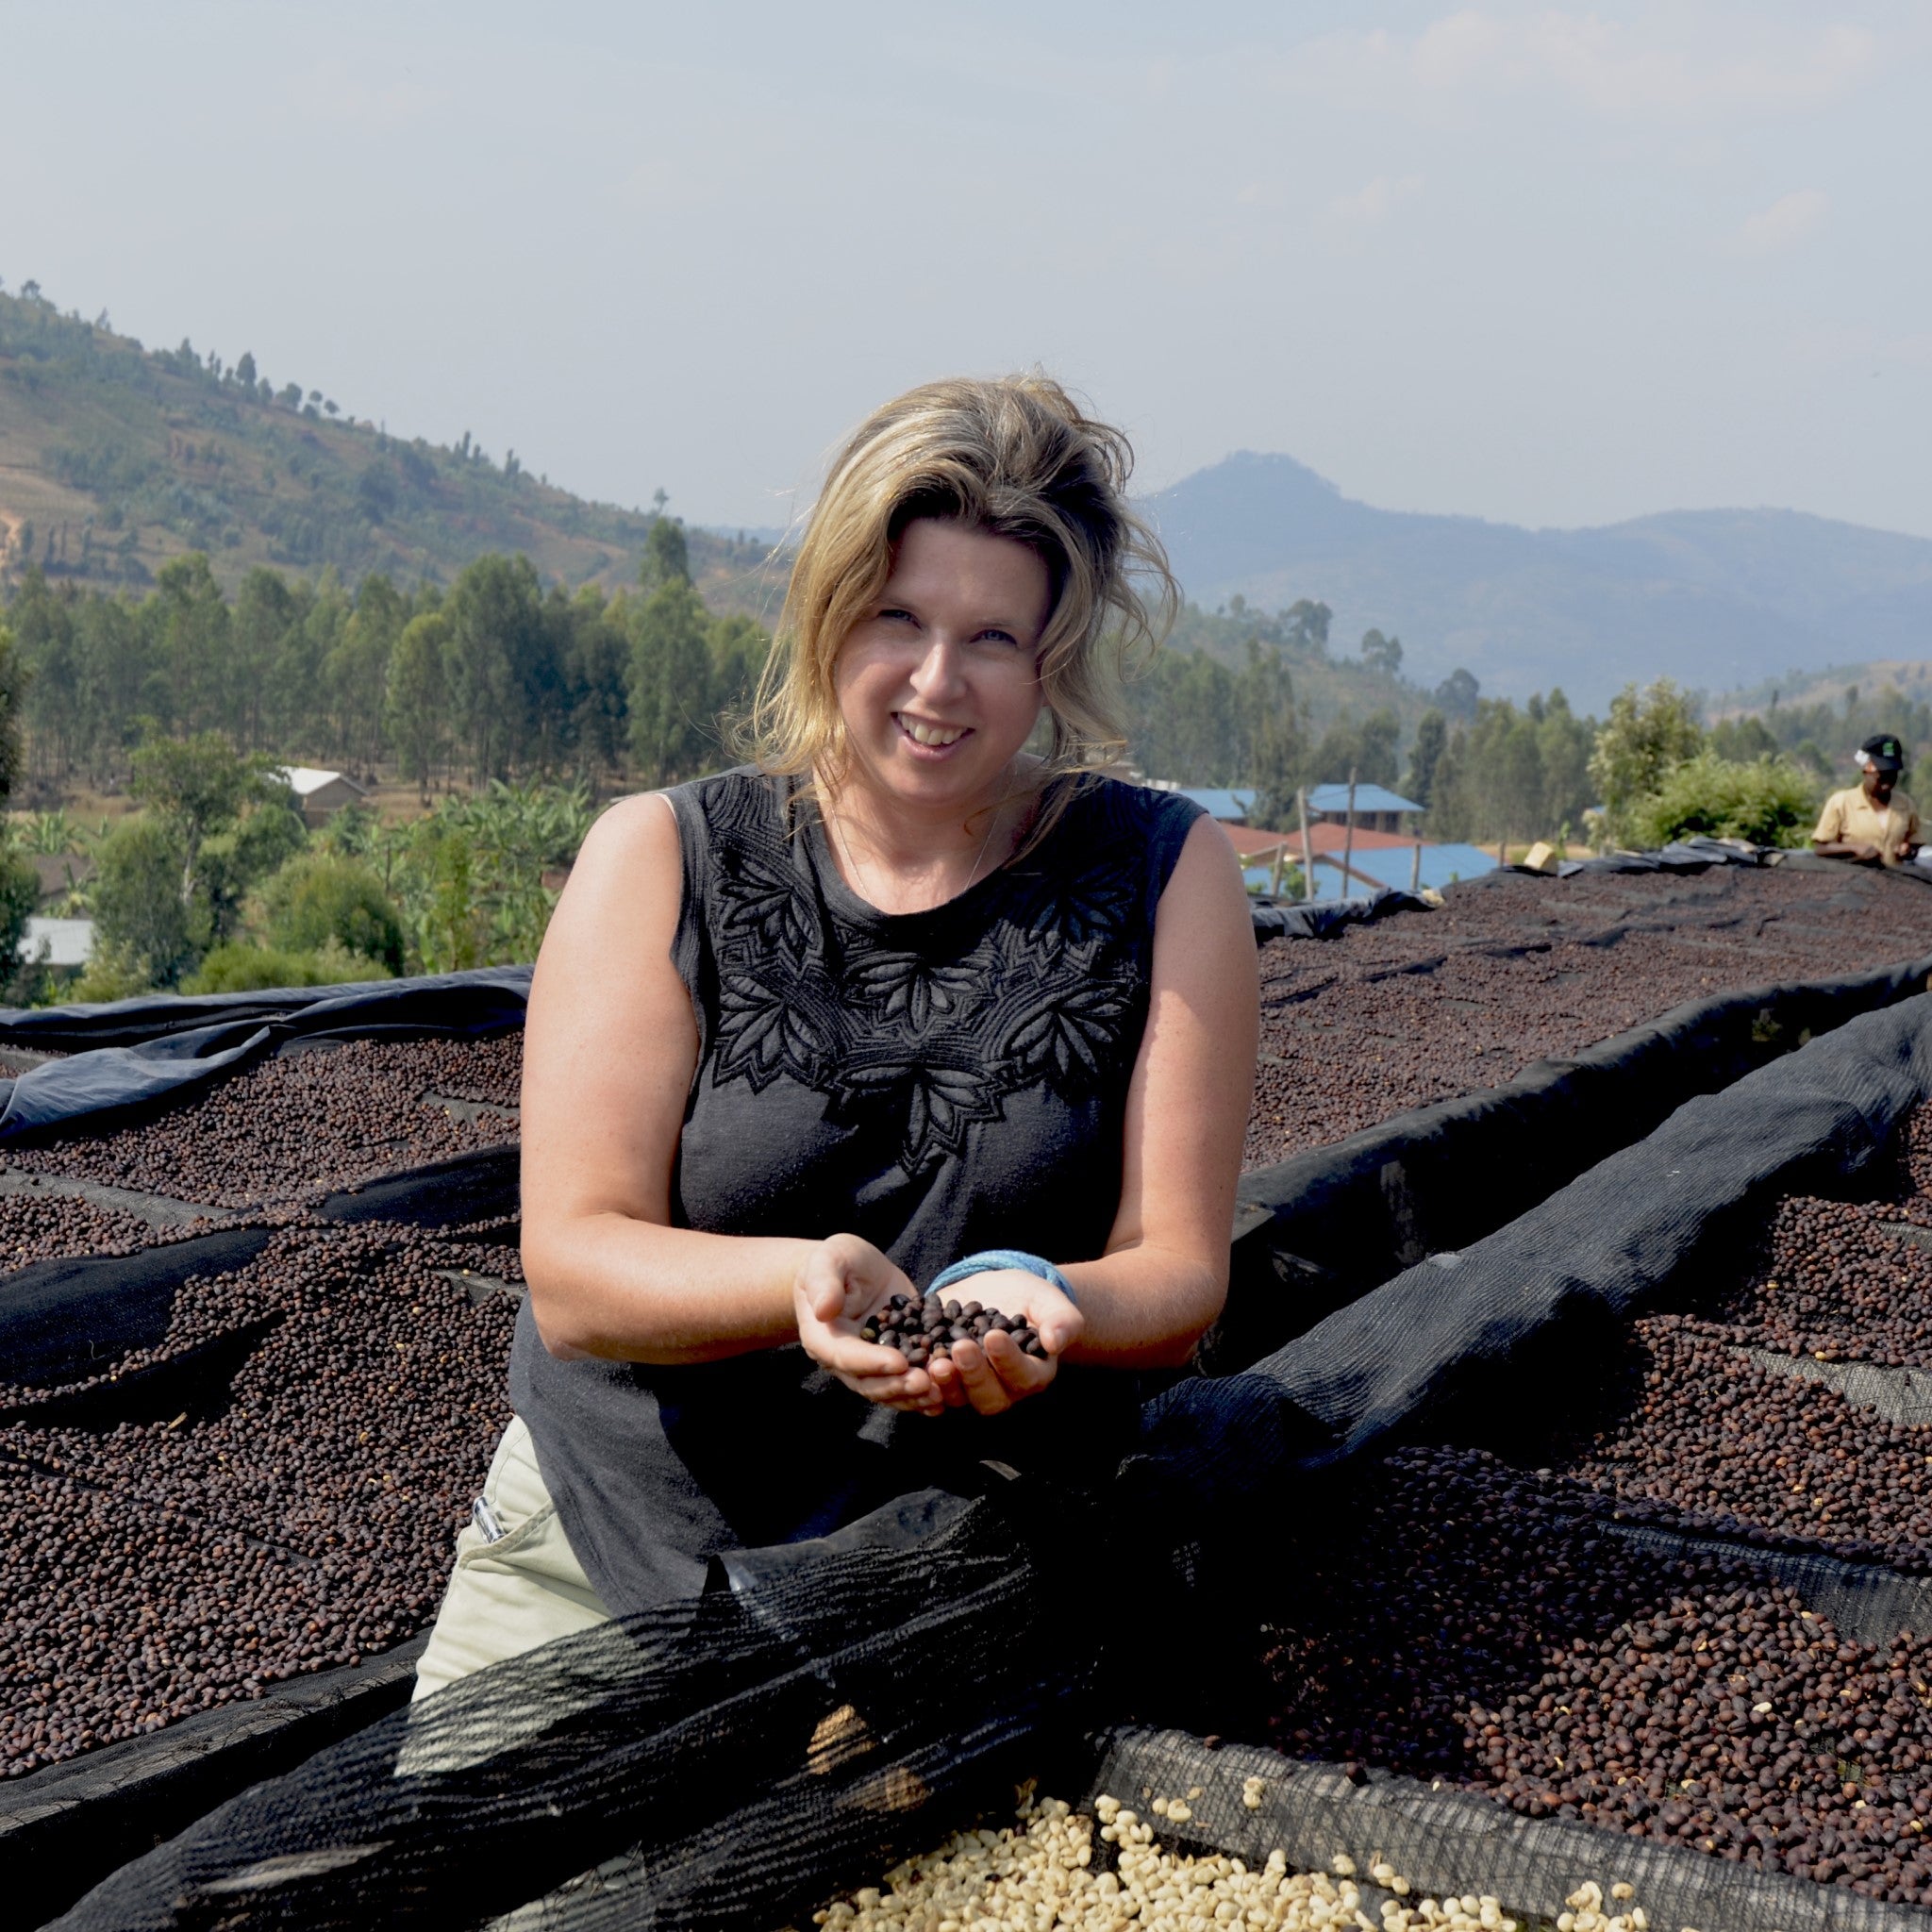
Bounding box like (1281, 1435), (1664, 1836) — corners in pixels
(894, 711), (972, 753)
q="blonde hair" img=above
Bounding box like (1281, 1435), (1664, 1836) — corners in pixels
(744, 375), (1176, 841)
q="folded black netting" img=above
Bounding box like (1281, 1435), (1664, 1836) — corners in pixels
(0, 969), (529, 1141)
(1250, 888), (1430, 941)
(50, 1478), (1095, 1932)
(1219, 952), (1932, 1368)
(1133, 993), (1932, 1521)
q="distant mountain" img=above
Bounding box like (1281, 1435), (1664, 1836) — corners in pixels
(1150, 453), (1932, 711)
(0, 287), (777, 616)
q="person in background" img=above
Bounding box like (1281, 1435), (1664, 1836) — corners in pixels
(1812, 733), (1921, 866)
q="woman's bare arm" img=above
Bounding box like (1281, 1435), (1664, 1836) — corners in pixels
(519, 793), (820, 1364)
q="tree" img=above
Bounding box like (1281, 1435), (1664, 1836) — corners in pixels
(1433, 667), (1480, 721)
(641, 515), (691, 591)
(234, 351), (258, 388)
(1530, 689), (1596, 834)
(326, 573), (405, 770)
(443, 553), (554, 780)
(1405, 709), (1448, 808)
(0, 828), (40, 1004)
(1306, 709), (1399, 790)
(92, 816), (196, 987)
(1242, 645), (1306, 827)
(627, 576), (715, 786)
(230, 567), (301, 751)
(708, 612), (769, 742)
(1282, 599), (1332, 657)
(1359, 628), (1403, 676)
(0, 616), (29, 803)
(386, 610), (451, 797)
(147, 553), (232, 735)
(128, 728), (282, 908)
(1708, 715), (1781, 763)
(1589, 678), (1705, 844)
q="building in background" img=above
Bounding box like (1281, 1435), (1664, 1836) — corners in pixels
(275, 767), (370, 827)
(1305, 782), (1424, 835)
(17, 916), (95, 981)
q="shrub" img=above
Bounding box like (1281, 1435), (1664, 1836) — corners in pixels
(258, 854), (405, 974)
(183, 940), (389, 994)
(1625, 752), (1820, 851)
(63, 938), (159, 1004)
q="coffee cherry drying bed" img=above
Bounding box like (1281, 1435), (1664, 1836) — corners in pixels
(1193, 1033), (1932, 1922)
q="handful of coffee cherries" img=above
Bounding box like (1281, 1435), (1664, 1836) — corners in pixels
(860, 1291), (1048, 1369)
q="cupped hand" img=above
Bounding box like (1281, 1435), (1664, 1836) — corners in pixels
(794, 1234), (941, 1416)
(924, 1267), (1084, 1417)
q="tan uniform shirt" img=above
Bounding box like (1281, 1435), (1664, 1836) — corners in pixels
(1813, 785), (1921, 859)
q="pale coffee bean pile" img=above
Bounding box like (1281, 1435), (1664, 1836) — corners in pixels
(800, 1787), (1677, 1932)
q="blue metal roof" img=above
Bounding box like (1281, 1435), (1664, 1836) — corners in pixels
(1306, 782), (1424, 815)
(1171, 787), (1258, 821)
(1243, 841), (1499, 898)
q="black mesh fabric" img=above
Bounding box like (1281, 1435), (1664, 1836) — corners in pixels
(50, 1477), (1093, 1932)
(1218, 954), (1932, 1370)
(1135, 992), (1932, 1529)
(1087, 1727), (1929, 1932)
(1250, 888), (1433, 941)
(39, 995), (1932, 1931)
(0, 970), (528, 1141)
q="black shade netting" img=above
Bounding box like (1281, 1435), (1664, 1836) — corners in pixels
(0, 970), (529, 1143)
(46, 990), (1932, 1931)
(1129, 992), (1932, 1537)
(50, 1477), (1099, 1932)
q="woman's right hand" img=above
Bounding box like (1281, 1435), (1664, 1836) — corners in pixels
(794, 1234), (943, 1416)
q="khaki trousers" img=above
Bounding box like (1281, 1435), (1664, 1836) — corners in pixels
(412, 1415), (615, 1703)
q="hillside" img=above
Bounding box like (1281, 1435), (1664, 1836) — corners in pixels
(1152, 452), (1932, 710)
(1711, 658), (1932, 722)
(0, 285), (780, 615)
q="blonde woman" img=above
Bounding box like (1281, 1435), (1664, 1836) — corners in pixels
(413, 376), (1258, 1694)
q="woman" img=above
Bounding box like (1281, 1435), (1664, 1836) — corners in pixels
(413, 375), (1258, 1695)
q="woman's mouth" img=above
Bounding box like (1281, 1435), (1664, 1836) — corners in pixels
(895, 713), (970, 750)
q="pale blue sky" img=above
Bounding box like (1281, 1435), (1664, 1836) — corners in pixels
(5, 2), (1929, 539)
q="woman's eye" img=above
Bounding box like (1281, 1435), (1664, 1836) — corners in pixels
(975, 630), (1020, 648)
(878, 608), (917, 625)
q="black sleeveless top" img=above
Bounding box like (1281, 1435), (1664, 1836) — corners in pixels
(509, 768), (1205, 1614)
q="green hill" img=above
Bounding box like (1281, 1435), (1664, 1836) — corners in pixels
(0, 283), (777, 614)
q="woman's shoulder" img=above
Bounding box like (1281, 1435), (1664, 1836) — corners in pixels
(1054, 774), (1208, 847)
(660, 764), (784, 819)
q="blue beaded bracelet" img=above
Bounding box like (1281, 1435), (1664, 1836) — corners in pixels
(926, 1248), (1076, 1306)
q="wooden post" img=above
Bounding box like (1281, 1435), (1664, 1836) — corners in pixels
(1341, 767), (1358, 900)
(1410, 838), (1422, 894)
(1269, 842), (1285, 897)
(1296, 788), (1313, 901)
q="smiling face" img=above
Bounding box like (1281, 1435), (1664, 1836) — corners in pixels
(831, 517), (1054, 822)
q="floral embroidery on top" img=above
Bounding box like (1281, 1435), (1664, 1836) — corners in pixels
(683, 774), (1194, 1174)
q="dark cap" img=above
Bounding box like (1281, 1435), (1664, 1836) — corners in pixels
(1860, 733), (1906, 774)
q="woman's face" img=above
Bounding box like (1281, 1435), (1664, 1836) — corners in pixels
(833, 517), (1053, 819)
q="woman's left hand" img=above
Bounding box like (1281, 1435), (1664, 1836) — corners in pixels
(925, 1270), (1084, 1416)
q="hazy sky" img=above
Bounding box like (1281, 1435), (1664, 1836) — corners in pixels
(6, 2), (1929, 541)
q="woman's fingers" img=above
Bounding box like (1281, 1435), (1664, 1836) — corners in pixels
(952, 1334), (1057, 1415)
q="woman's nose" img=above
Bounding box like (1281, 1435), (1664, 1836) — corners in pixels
(909, 636), (968, 702)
